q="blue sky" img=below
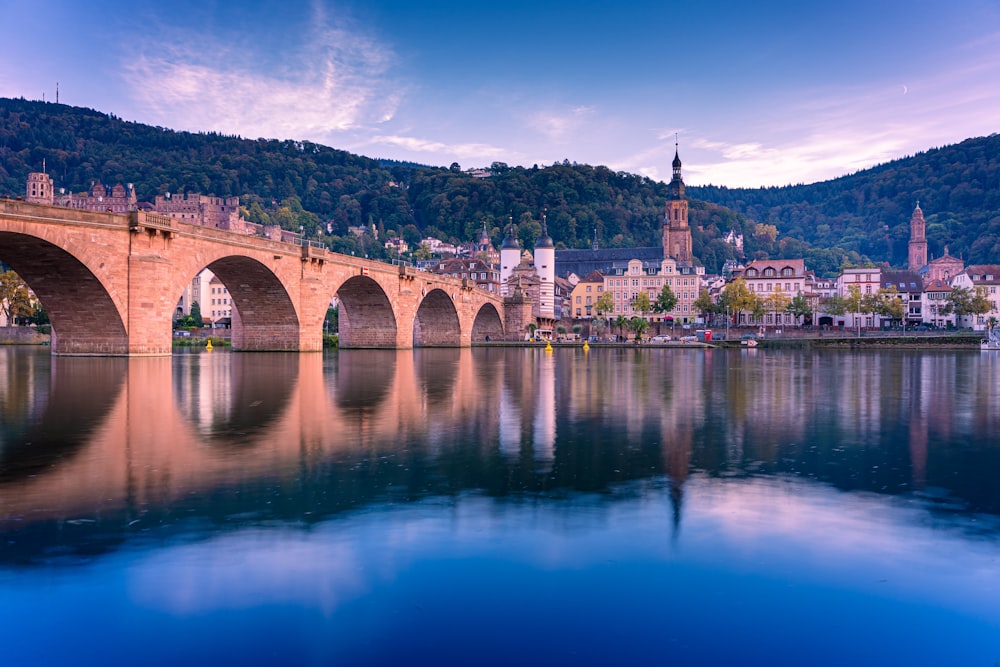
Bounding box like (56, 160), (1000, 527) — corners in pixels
(2, 0), (998, 188)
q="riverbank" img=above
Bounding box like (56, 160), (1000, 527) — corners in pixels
(0, 327), (49, 345)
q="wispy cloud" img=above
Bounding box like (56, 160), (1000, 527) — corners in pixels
(121, 7), (403, 142)
(368, 134), (508, 160)
(681, 54), (1000, 188)
(527, 105), (596, 142)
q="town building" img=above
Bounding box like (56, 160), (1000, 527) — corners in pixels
(732, 259), (811, 327)
(836, 268), (883, 329)
(951, 265), (1000, 329)
(881, 269), (924, 326)
(426, 257), (501, 293)
(602, 257), (703, 325)
(922, 279), (955, 328)
(569, 270), (605, 319)
(473, 224), (500, 266)
(420, 237), (459, 256)
(175, 268), (232, 327)
(384, 236), (409, 254)
(921, 247), (965, 284)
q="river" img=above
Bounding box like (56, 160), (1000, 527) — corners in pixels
(1, 346), (998, 666)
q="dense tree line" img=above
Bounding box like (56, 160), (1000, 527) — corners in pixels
(3, 98), (997, 276)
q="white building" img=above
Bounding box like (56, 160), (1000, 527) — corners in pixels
(837, 267), (883, 329)
(950, 265), (1000, 330)
(175, 268), (231, 326)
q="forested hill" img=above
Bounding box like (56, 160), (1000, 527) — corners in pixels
(689, 133), (1000, 270)
(0, 97), (750, 273)
(1, 97), (997, 276)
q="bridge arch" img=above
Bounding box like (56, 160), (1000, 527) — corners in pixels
(200, 256), (300, 351)
(414, 288), (461, 347)
(471, 303), (504, 342)
(0, 232), (128, 355)
(337, 276), (397, 348)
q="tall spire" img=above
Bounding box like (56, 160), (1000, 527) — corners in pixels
(668, 137), (685, 201)
(536, 207), (553, 249)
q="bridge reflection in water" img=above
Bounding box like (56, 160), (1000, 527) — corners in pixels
(3, 347), (1000, 666)
(3, 347), (1000, 540)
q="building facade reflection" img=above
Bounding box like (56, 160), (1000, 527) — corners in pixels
(2, 347), (1000, 548)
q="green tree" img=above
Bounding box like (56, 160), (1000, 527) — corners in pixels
(628, 316), (650, 341)
(872, 286), (904, 325)
(0, 270), (33, 327)
(766, 287), (791, 325)
(632, 291), (652, 320)
(651, 284), (678, 317)
(947, 286), (992, 323)
(785, 293), (813, 324)
(27, 302), (49, 326)
(595, 290), (615, 321)
(722, 278), (759, 325)
(693, 289), (717, 321)
(190, 301), (204, 328)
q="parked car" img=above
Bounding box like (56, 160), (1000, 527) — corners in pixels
(740, 333), (757, 341)
(679, 335), (697, 342)
(651, 335), (671, 343)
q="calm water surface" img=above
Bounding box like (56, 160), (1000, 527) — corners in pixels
(1, 346), (998, 666)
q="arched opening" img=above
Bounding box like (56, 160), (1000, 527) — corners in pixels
(201, 256), (299, 351)
(0, 232), (127, 355)
(471, 303), (504, 342)
(414, 289), (460, 347)
(337, 276), (397, 348)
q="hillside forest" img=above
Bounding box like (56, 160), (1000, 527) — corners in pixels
(1, 97), (998, 277)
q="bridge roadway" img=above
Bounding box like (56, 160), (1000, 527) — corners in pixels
(0, 200), (506, 355)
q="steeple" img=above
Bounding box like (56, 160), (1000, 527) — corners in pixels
(908, 201), (928, 271)
(535, 209), (553, 249)
(668, 139), (685, 201)
(663, 138), (692, 264)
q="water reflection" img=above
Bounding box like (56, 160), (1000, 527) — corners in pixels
(0, 350), (126, 482)
(0, 349), (998, 544)
(2, 347), (1000, 665)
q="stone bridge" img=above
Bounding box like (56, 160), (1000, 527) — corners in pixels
(0, 200), (508, 355)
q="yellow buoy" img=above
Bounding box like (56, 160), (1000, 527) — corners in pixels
(545, 341), (553, 353)
(206, 339), (213, 351)
(583, 341), (590, 352)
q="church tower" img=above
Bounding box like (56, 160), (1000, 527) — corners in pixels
(662, 145), (692, 264)
(908, 202), (928, 271)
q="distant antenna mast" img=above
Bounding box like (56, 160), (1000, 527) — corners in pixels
(56, 82), (59, 104)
